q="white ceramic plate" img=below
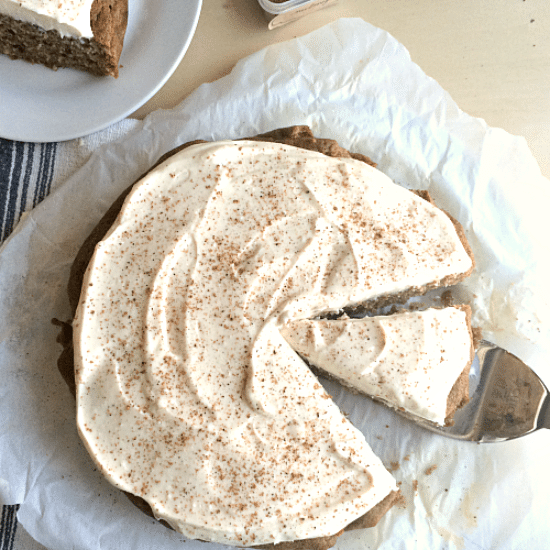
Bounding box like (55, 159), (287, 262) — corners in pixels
(0, 0), (202, 143)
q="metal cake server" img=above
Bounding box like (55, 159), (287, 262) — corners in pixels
(399, 341), (550, 442)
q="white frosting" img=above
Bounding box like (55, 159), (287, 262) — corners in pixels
(73, 140), (473, 545)
(0, 0), (94, 38)
(281, 307), (473, 425)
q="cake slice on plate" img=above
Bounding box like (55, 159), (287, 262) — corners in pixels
(0, 0), (128, 77)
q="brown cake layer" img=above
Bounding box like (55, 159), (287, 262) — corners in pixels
(57, 125), (478, 549)
(0, 0), (128, 77)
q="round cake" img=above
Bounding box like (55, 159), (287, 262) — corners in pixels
(59, 126), (475, 549)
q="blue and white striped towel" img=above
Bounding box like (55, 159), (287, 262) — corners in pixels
(1, 505), (46, 550)
(0, 140), (57, 243)
(0, 119), (138, 550)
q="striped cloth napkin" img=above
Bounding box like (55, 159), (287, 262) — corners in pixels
(1, 505), (43, 550)
(0, 119), (138, 550)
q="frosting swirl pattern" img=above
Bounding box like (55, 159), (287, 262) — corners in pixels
(74, 141), (473, 545)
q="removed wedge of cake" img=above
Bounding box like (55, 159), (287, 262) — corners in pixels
(0, 0), (128, 77)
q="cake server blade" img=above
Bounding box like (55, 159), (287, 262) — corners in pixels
(398, 341), (550, 442)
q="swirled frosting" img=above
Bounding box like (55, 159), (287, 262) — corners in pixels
(281, 307), (473, 425)
(73, 140), (473, 545)
(0, 0), (94, 38)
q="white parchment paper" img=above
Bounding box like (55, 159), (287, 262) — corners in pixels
(1, 17), (550, 550)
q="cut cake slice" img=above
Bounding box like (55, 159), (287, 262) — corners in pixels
(281, 305), (474, 426)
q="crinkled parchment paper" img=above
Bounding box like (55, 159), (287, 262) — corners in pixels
(1, 17), (549, 550)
